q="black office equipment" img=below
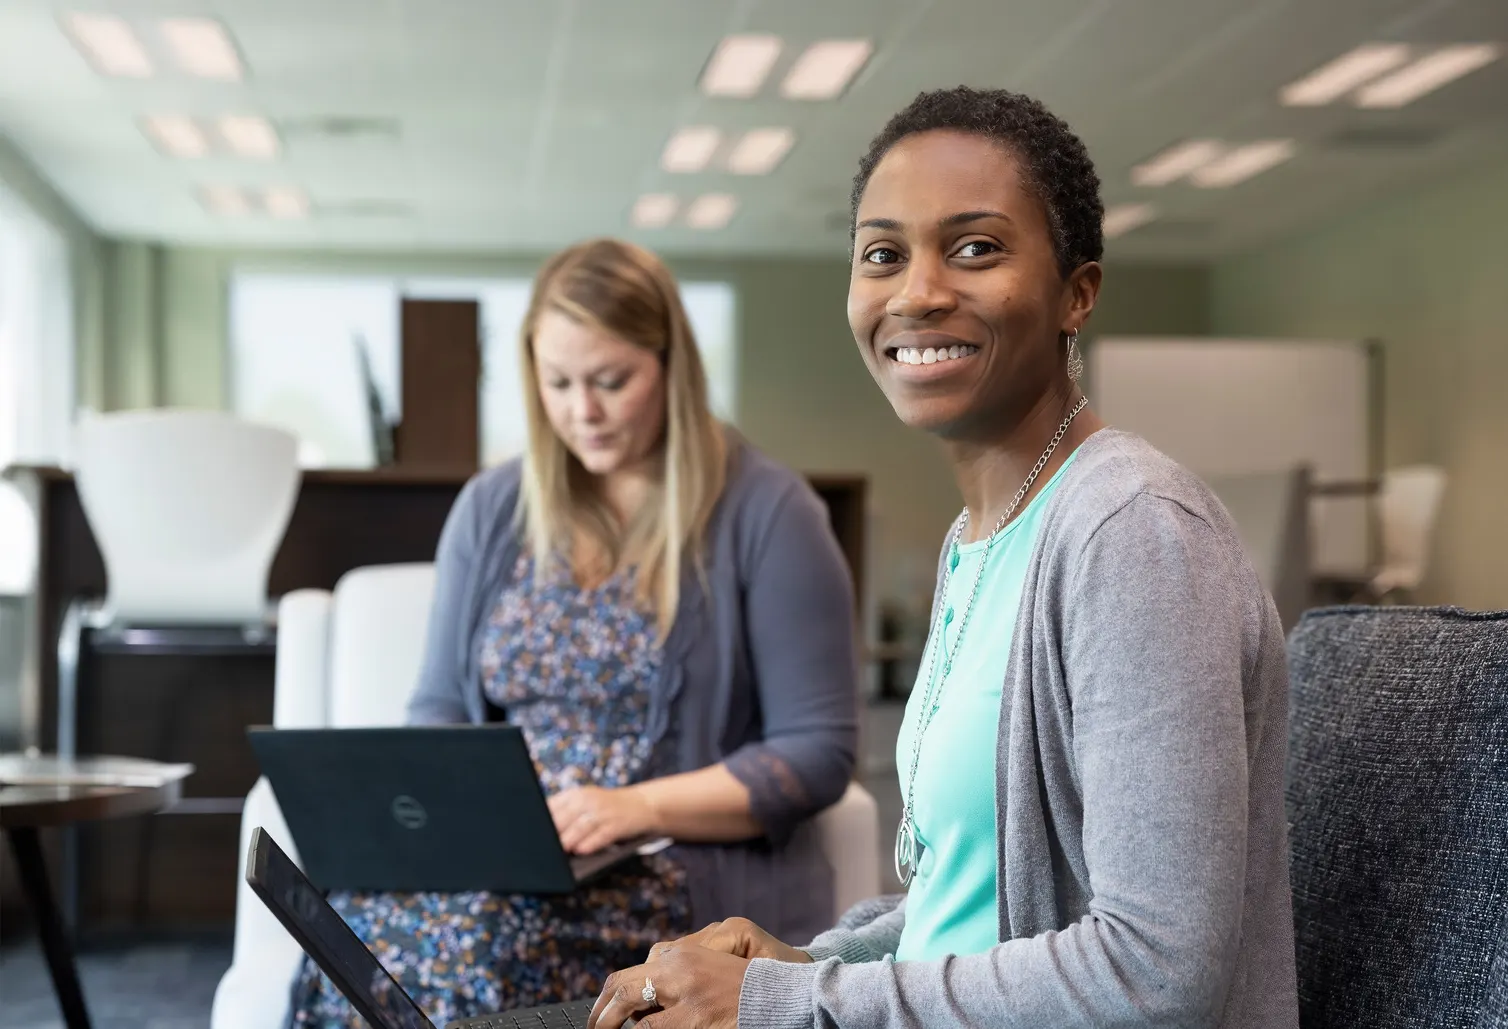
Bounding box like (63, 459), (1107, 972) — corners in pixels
(247, 725), (669, 893)
(246, 827), (600, 1029)
(354, 332), (397, 467)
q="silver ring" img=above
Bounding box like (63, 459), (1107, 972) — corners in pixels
(641, 977), (657, 1005)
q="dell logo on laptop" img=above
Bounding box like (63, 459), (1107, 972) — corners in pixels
(390, 795), (428, 830)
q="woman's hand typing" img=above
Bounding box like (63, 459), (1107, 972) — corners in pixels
(585, 919), (810, 1029)
(548, 785), (659, 855)
(648, 917), (812, 965)
(586, 945), (748, 1029)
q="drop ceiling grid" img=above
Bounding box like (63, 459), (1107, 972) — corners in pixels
(0, 0), (1503, 256)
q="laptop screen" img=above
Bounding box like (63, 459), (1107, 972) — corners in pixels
(246, 827), (434, 1029)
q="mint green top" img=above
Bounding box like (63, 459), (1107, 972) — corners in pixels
(894, 452), (1078, 961)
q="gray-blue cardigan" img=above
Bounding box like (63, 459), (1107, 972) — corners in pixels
(405, 437), (860, 943)
(742, 430), (1298, 1029)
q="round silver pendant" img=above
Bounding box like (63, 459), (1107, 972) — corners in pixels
(894, 817), (920, 887)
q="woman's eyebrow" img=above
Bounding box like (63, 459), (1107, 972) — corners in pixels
(940, 209), (1012, 227)
(855, 210), (1014, 232)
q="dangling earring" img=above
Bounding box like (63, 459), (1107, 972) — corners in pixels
(1065, 328), (1084, 382)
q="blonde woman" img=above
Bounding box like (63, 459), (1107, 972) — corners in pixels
(287, 239), (859, 1026)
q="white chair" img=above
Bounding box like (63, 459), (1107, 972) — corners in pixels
(213, 563), (881, 1029)
(1204, 466), (1312, 631)
(1370, 464), (1448, 601)
(72, 409), (300, 626)
(51, 410), (299, 931)
(57, 410), (301, 755)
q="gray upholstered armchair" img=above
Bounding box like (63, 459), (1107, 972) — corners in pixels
(1287, 606), (1508, 1028)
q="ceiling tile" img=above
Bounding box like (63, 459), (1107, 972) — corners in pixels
(0, 0), (1503, 259)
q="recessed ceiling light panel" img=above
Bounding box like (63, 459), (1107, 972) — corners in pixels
(686, 193), (738, 229)
(143, 115), (209, 158)
(264, 186), (311, 219)
(727, 128), (796, 175)
(62, 13), (153, 78)
(661, 126), (722, 173)
(781, 39), (872, 100)
(160, 17), (244, 81)
(1189, 140), (1296, 188)
(218, 115), (280, 159)
(631, 194), (678, 228)
(1281, 44), (1412, 106)
(700, 34), (783, 98)
(1103, 203), (1158, 239)
(1354, 44), (1500, 108)
(1130, 140), (1225, 187)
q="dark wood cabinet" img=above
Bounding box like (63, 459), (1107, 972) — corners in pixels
(395, 298), (481, 472)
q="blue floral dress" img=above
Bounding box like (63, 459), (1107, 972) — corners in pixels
(288, 554), (693, 1026)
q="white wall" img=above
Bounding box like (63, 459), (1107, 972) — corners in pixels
(0, 133), (103, 416)
(0, 186), (75, 468)
(0, 133), (102, 759)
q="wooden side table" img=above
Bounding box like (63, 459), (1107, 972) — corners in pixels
(1, 766), (188, 1029)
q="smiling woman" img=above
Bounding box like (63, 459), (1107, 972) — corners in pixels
(587, 87), (1299, 1029)
(846, 100), (1103, 445)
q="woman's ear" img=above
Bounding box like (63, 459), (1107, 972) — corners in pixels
(1061, 261), (1103, 334)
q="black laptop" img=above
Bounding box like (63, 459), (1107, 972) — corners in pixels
(247, 725), (670, 893)
(246, 827), (605, 1029)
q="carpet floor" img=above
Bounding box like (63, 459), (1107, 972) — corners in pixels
(0, 938), (232, 1029)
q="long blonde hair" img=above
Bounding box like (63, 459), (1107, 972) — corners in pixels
(516, 238), (727, 636)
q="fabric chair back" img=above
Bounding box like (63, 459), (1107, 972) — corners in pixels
(1286, 606), (1508, 1028)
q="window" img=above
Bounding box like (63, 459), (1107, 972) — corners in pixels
(229, 272), (737, 469)
(229, 275), (399, 469)
(0, 185), (74, 471)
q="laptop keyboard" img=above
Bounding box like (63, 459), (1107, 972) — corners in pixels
(449, 998), (597, 1029)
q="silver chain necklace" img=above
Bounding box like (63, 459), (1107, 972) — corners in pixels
(894, 394), (1089, 888)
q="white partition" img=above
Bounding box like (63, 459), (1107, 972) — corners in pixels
(1088, 336), (1379, 577)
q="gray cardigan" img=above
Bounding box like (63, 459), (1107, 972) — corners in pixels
(742, 430), (1299, 1028)
(406, 438), (859, 944)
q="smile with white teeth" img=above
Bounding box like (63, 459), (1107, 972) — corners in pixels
(888, 344), (980, 365)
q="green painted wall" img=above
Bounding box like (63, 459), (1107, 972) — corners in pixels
(1212, 156), (1508, 610)
(8, 111), (1501, 612)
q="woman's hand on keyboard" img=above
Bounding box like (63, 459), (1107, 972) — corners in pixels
(648, 917), (812, 965)
(549, 785), (657, 855)
(587, 946), (746, 1029)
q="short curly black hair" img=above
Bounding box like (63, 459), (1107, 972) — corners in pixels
(851, 86), (1104, 277)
